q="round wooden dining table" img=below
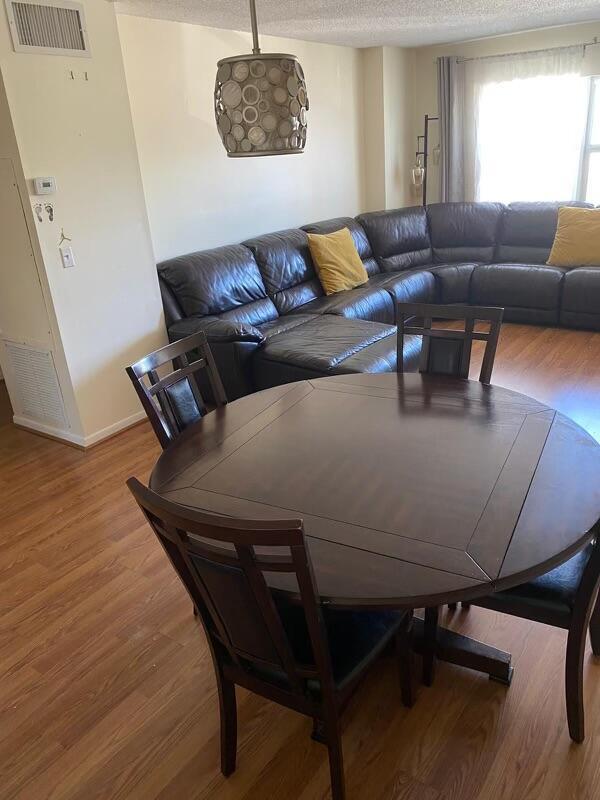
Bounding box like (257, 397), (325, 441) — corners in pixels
(150, 372), (600, 683)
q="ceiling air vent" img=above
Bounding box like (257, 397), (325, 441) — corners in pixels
(5, 0), (90, 56)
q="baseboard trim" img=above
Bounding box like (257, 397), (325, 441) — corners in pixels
(12, 410), (147, 449)
(83, 411), (147, 447)
(13, 416), (86, 448)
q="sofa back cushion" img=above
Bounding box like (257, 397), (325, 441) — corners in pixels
(357, 206), (432, 272)
(158, 244), (278, 325)
(495, 201), (594, 264)
(243, 228), (324, 315)
(302, 217), (379, 276)
(427, 202), (504, 263)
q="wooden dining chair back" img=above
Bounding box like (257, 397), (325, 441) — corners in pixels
(126, 332), (226, 449)
(396, 302), (504, 384)
(127, 478), (411, 800)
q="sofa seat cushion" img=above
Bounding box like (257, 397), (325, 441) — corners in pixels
(288, 283), (395, 324)
(252, 316), (421, 388)
(369, 268), (437, 306)
(428, 263), (477, 304)
(560, 267), (600, 330)
(357, 206), (432, 272)
(257, 314), (319, 340)
(471, 263), (566, 323)
(427, 202), (504, 263)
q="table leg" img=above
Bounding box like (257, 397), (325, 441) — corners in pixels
(412, 616), (513, 686)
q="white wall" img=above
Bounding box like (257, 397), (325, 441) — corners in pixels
(414, 21), (600, 204)
(117, 15), (366, 260)
(0, 69), (82, 439)
(0, 0), (165, 444)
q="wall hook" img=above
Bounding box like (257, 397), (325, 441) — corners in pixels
(59, 228), (72, 246)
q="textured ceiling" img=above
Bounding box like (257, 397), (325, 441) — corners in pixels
(114, 0), (600, 48)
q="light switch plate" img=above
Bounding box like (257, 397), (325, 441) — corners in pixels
(60, 244), (76, 268)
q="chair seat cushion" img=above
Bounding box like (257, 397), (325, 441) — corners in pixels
(477, 543), (594, 621)
(276, 599), (406, 688)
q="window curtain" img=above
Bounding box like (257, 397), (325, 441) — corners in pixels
(437, 56), (465, 202)
(437, 46), (587, 203)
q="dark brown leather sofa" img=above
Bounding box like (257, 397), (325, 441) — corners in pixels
(157, 201), (600, 400)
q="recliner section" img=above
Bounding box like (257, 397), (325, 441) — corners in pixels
(157, 201), (600, 400)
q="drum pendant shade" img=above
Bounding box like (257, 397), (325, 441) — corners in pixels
(214, 1), (308, 157)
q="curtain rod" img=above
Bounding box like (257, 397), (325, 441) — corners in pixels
(455, 36), (600, 64)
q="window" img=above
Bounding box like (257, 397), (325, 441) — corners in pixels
(579, 77), (600, 204)
(475, 72), (589, 203)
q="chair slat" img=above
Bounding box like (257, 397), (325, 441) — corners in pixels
(396, 302), (504, 384)
(126, 331), (226, 449)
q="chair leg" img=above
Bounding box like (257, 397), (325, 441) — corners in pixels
(217, 675), (237, 775)
(423, 607), (439, 687)
(589, 593), (600, 656)
(565, 623), (586, 743)
(396, 612), (414, 707)
(323, 709), (345, 800)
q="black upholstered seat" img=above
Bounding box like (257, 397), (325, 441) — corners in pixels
(476, 543), (594, 623)
(274, 601), (404, 689)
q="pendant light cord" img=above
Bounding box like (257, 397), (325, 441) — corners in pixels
(249, 0), (260, 54)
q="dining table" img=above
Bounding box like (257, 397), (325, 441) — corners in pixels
(149, 372), (600, 684)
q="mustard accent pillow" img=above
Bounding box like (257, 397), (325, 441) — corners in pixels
(307, 228), (369, 295)
(547, 206), (600, 267)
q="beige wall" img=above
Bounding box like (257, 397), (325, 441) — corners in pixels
(0, 0), (165, 444)
(382, 47), (417, 209)
(117, 15), (366, 260)
(361, 46), (417, 212)
(414, 21), (600, 204)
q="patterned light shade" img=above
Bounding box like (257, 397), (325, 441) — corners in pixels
(214, 53), (308, 157)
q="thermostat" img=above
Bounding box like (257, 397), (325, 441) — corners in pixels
(33, 177), (56, 195)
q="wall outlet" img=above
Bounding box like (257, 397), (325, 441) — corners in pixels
(60, 245), (76, 269)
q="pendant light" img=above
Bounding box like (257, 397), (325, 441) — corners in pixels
(214, 0), (308, 157)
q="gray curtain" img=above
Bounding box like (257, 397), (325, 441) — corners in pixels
(437, 56), (465, 202)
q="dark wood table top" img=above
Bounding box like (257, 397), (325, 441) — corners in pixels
(150, 373), (600, 609)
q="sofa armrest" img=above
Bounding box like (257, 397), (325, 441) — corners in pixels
(168, 315), (265, 345)
(166, 315), (263, 401)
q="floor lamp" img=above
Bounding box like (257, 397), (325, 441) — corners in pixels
(414, 114), (439, 206)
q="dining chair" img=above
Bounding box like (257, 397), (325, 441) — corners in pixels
(127, 477), (415, 800)
(396, 302), (504, 384)
(446, 530), (600, 742)
(396, 302), (504, 690)
(126, 331), (226, 449)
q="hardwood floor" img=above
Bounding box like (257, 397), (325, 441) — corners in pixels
(2, 323), (600, 800)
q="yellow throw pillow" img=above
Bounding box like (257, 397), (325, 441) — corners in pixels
(547, 206), (600, 267)
(307, 228), (369, 295)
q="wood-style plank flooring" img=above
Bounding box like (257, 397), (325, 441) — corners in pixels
(2, 323), (600, 800)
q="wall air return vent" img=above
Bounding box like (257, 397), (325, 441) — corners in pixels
(5, 0), (90, 56)
(4, 340), (68, 429)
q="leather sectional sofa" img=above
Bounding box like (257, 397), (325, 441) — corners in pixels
(157, 201), (600, 400)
